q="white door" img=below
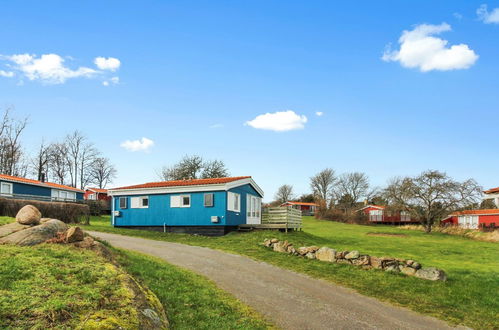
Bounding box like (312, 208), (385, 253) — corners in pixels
(470, 216), (479, 229)
(246, 195), (261, 224)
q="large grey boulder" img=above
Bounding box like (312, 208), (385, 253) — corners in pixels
(315, 247), (337, 262)
(0, 222), (31, 238)
(415, 267), (447, 281)
(16, 205), (42, 225)
(0, 219), (68, 246)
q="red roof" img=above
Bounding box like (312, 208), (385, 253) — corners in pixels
(450, 209), (499, 216)
(484, 187), (499, 194)
(0, 173), (83, 192)
(113, 176), (252, 190)
(282, 201), (319, 206)
(87, 188), (108, 193)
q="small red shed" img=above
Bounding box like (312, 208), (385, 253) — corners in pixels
(280, 201), (319, 216)
(84, 188), (111, 201)
(441, 209), (499, 229)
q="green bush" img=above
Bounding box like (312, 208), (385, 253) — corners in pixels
(0, 198), (90, 224)
(84, 200), (109, 216)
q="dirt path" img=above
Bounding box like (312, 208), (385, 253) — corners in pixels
(87, 231), (455, 330)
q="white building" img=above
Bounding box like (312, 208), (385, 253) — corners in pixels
(483, 187), (499, 207)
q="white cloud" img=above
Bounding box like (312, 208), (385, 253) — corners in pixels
(315, 111), (323, 117)
(94, 57), (121, 71)
(120, 137), (154, 152)
(102, 76), (120, 86)
(477, 4), (499, 24)
(245, 110), (307, 132)
(382, 23), (478, 72)
(453, 12), (463, 20)
(1, 53), (97, 84)
(209, 123), (224, 129)
(0, 70), (14, 77)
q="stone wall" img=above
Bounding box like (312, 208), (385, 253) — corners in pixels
(263, 238), (447, 281)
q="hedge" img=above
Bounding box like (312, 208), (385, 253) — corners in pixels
(0, 198), (90, 224)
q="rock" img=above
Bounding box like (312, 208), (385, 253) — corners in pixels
(40, 218), (53, 224)
(74, 236), (96, 249)
(286, 245), (296, 254)
(385, 265), (400, 273)
(66, 226), (84, 243)
(263, 239), (272, 247)
(415, 267), (447, 281)
(15, 205), (42, 225)
(305, 252), (316, 259)
(351, 255), (370, 266)
(315, 247), (337, 262)
(400, 266), (417, 276)
(370, 256), (384, 269)
(0, 222), (31, 238)
(0, 219), (67, 246)
(345, 250), (360, 259)
(305, 246), (320, 253)
(335, 251), (347, 259)
(297, 247), (308, 256)
(273, 241), (288, 253)
(406, 259), (414, 266)
(411, 262), (422, 270)
(270, 238), (279, 243)
(336, 259), (351, 264)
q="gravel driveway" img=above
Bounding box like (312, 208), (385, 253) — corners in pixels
(87, 231), (455, 330)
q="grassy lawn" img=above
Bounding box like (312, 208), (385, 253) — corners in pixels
(81, 215), (499, 329)
(112, 248), (271, 329)
(0, 244), (139, 329)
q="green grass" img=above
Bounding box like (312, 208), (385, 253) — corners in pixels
(82, 215), (499, 329)
(112, 248), (271, 329)
(0, 216), (14, 225)
(0, 244), (139, 329)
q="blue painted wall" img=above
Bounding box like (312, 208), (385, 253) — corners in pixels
(113, 183), (263, 227)
(225, 184), (262, 226)
(0, 180), (84, 200)
(114, 190), (228, 226)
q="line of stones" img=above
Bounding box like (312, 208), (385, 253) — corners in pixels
(263, 238), (447, 281)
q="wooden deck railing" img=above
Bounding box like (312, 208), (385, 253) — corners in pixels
(262, 206), (302, 232)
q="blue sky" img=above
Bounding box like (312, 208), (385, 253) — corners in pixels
(1, 1), (498, 201)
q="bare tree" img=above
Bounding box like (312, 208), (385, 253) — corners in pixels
(201, 160), (230, 179)
(78, 142), (99, 189)
(384, 170), (482, 233)
(158, 155), (229, 181)
(310, 168), (336, 207)
(274, 184), (294, 204)
(66, 131), (85, 187)
(48, 142), (70, 185)
(89, 157), (117, 188)
(334, 172), (370, 211)
(31, 140), (51, 181)
(0, 108), (28, 176)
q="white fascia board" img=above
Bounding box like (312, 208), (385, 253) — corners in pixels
(108, 183), (227, 196)
(225, 178), (264, 197)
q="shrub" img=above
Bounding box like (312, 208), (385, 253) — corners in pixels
(316, 207), (369, 224)
(84, 200), (110, 216)
(0, 198), (90, 224)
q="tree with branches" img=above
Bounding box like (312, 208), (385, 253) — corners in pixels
(383, 170), (482, 233)
(310, 168), (336, 207)
(158, 155), (229, 181)
(89, 157), (117, 189)
(274, 184), (294, 204)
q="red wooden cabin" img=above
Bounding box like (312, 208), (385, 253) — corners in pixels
(84, 188), (111, 201)
(357, 205), (413, 223)
(280, 201), (319, 216)
(441, 209), (499, 229)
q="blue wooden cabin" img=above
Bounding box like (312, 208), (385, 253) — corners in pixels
(108, 176), (264, 236)
(0, 174), (84, 201)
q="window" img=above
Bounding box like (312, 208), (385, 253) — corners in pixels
(246, 195), (261, 218)
(0, 182), (13, 195)
(88, 193), (96, 200)
(131, 196), (149, 209)
(171, 195), (190, 208)
(204, 193), (214, 207)
(227, 192), (240, 212)
(51, 189), (76, 201)
(119, 197), (127, 209)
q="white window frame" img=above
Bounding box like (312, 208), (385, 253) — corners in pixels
(227, 192), (241, 212)
(51, 189), (76, 201)
(131, 196), (149, 209)
(171, 195), (191, 208)
(0, 182), (13, 195)
(119, 197), (127, 209)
